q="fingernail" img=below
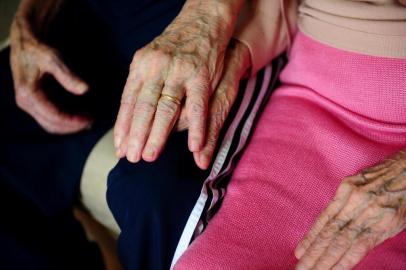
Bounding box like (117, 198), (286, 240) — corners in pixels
(143, 147), (156, 161)
(77, 82), (88, 93)
(201, 155), (210, 169)
(295, 262), (308, 270)
(189, 140), (201, 152)
(194, 153), (209, 170)
(127, 145), (141, 163)
(294, 247), (305, 259)
(127, 153), (141, 163)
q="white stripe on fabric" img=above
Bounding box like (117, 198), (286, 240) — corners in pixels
(170, 59), (284, 269)
(170, 72), (260, 269)
(206, 65), (273, 213)
(170, 191), (207, 269)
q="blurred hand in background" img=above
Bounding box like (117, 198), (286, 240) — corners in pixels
(10, 0), (91, 134)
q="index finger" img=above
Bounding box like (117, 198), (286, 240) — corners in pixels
(295, 181), (354, 259)
(126, 81), (163, 162)
(17, 86), (91, 134)
(114, 75), (143, 150)
(39, 48), (89, 95)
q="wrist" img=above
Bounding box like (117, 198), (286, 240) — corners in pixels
(15, 0), (65, 38)
(180, 0), (244, 45)
(182, 0), (244, 19)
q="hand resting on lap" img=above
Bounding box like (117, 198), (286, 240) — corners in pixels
(296, 151), (406, 270)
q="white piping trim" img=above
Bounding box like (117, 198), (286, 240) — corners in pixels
(170, 64), (275, 269)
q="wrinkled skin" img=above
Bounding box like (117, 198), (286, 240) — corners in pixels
(114, 0), (244, 168)
(10, 0), (90, 134)
(295, 151), (406, 270)
(186, 39), (250, 169)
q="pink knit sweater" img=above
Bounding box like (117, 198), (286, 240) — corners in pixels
(233, 0), (406, 75)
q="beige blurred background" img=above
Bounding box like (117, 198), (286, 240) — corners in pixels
(0, 0), (19, 49)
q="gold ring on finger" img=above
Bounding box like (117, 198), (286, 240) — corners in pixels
(160, 93), (181, 106)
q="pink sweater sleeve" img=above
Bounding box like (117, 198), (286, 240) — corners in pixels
(233, 0), (298, 76)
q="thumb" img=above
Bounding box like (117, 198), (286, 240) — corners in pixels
(39, 48), (89, 95)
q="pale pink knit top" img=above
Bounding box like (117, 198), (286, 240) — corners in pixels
(234, 0), (406, 75)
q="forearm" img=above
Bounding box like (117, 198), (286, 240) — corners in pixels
(14, 0), (66, 38)
(234, 0), (298, 76)
(164, 0), (245, 53)
(180, 0), (245, 36)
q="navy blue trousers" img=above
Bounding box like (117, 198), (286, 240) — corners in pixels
(0, 48), (203, 270)
(107, 135), (207, 270)
(0, 47), (108, 269)
(0, 0), (205, 269)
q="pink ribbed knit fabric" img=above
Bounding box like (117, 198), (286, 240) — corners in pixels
(174, 32), (406, 270)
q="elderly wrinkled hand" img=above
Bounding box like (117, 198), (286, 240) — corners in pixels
(295, 151), (406, 270)
(10, 0), (90, 134)
(114, 0), (243, 167)
(179, 39), (250, 169)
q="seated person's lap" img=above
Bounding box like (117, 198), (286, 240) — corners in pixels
(0, 47), (112, 215)
(0, 47), (109, 269)
(0, 45), (206, 269)
(107, 131), (207, 269)
(174, 32), (406, 270)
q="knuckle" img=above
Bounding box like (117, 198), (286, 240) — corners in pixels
(340, 181), (354, 193)
(348, 224), (363, 236)
(130, 53), (142, 70)
(330, 238), (345, 251)
(319, 229), (332, 242)
(342, 176), (351, 183)
(360, 229), (378, 248)
(134, 100), (157, 115)
(132, 50), (142, 61)
(192, 78), (210, 93)
(190, 100), (206, 117)
(342, 175), (358, 185)
(180, 60), (199, 73)
(120, 96), (135, 107)
(40, 50), (55, 64)
(306, 230), (318, 241)
(213, 97), (230, 118)
(158, 99), (178, 115)
(349, 189), (368, 203)
(214, 91), (232, 110)
(334, 218), (350, 230)
(219, 77), (235, 90)
(151, 49), (168, 59)
(134, 48), (144, 56)
(24, 41), (36, 52)
(143, 84), (162, 96)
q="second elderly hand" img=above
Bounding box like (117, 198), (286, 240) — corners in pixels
(114, 0), (245, 165)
